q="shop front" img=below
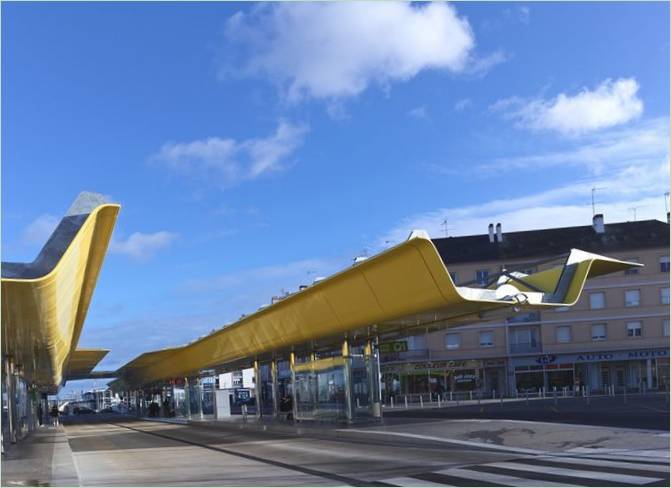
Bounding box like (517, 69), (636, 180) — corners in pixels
(380, 358), (507, 401)
(511, 347), (669, 394)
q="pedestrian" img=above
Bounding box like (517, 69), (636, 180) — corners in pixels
(50, 405), (59, 427)
(37, 403), (43, 426)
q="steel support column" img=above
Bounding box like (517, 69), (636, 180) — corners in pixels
(289, 352), (298, 421)
(253, 361), (262, 419)
(365, 339), (382, 419)
(183, 378), (191, 419)
(271, 359), (279, 417)
(342, 339), (353, 423)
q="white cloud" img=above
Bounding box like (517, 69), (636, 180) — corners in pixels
(464, 50), (510, 77)
(454, 98), (472, 111)
(380, 117), (669, 248)
(222, 2), (475, 101)
(478, 117), (668, 175)
(492, 78), (644, 135)
(21, 214), (59, 245)
(379, 158), (669, 247)
(408, 105), (429, 120)
(151, 121), (309, 186)
(110, 231), (178, 260)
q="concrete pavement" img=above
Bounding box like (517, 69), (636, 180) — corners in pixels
(4, 412), (668, 486)
(58, 414), (669, 486)
(1, 425), (79, 486)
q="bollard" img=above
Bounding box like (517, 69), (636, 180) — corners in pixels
(554, 389), (557, 406)
(492, 389), (496, 399)
(420, 395), (424, 408)
(478, 390), (481, 405)
(449, 391), (453, 402)
(404, 396), (408, 409)
(356, 397), (360, 408)
(437, 396), (442, 408)
(515, 389), (519, 399)
(525, 390), (529, 406)
(391, 397), (395, 409)
(538, 388), (542, 398)
(469, 391), (473, 401)
(242, 404), (248, 422)
(500, 390), (503, 404)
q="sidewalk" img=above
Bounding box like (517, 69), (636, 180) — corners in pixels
(1, 425), (79, 487)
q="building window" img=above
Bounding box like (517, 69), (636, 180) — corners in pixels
(624, 257), (640, 275)
(475, 269), (489, 286)
(445, 333), (461, 350)
(556, 326), (572, 343)
(407, 335), (426, 351)
(589, 292), (605, 310)
(625, 289), (640, 307)
(661, 287), (670, 305)
(661, 256), (670, 273)
(591, 323), (607, 341)
(479, 331), (494, 347)
(664, 320), (670, 337)
(449, 272), (458, 284)
(626, 321), (642, 337)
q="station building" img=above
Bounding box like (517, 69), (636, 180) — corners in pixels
(380, 216), (670, 399)
(112, 225), (641, 423)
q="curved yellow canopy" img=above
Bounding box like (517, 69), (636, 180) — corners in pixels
(2, 199), (119, 392)
(117, 237), (639, 388)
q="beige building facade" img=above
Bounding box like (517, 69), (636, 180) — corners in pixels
(380, 216), (669, 399)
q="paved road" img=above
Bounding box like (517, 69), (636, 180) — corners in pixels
(61, 415), (669, 486)
(384, 394), (670, 431)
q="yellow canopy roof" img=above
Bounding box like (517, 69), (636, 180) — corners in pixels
(2, 196), (120, 392)
(65, 349), (110, 380)
(117, 237), (639, 388)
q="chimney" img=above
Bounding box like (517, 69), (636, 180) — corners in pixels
(593, 213), (605, 234)
(496, 223), (503, 242)
(667, 212), (670, 224)
(488, 223), (495, 243)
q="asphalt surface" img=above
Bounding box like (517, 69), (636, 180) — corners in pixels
(54, 413), (670, 486)
(384, 394), (670, 430)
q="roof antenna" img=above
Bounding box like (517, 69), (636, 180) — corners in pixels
(441, 218), (449, 237)
(591, 187), (606, 216)
(664, 192), (669, 214)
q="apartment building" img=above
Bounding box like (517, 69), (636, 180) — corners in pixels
(380, 216), (669, 398)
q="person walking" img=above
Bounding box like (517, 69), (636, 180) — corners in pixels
(50, 405), (59, 427)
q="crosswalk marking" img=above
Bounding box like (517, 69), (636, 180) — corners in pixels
(435, 467), (582, 487)
(537, 455), (670, 473)
(383, 476), (453, 486)
(485, 461), (664, 485)
(567, 447), (670, 460)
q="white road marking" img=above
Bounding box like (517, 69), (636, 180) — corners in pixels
(566, 447), (670, 461)
(340, 429), (546, 455)
(486, 461), (664, 485)
(383, 476), (453, 486)
(436, 467), (582, 486)
(538, 455), (670, 473)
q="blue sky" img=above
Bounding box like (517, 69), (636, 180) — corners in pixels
(2, 2), (669, 394)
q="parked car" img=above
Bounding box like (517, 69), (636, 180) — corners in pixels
(75, 406), (96, 415)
